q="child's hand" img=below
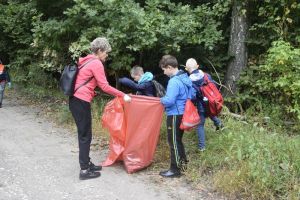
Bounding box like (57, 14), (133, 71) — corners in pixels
(123, 94), (131, 102)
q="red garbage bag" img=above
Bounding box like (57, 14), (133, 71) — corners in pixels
(180, 99), (201, 131)
(101, 97), (126, 166)
(123, 95), (164, 173)
(101, 95), (164, 173)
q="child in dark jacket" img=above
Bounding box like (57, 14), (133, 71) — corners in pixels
(159, 55), (193, 178)
(119, 65), (156, 96)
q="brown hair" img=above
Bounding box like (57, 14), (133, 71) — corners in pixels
(159, 55), (178, 69)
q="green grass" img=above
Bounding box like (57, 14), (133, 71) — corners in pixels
(182, 117), (300, 200)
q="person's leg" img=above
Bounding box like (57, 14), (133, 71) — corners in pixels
(210, 116), (224, 130)
(159, 115), (182, 177)
(174, 115), (188, 171)
(210, 116), (221, 126)
(69, 96), (100, 180)
(197, 111), (206, 150)
(167, 115), (181, 172)
(0, 82), (6, 107)
(69, 97), (92, 169)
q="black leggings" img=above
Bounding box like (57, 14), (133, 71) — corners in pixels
(69, 96), (92, 170)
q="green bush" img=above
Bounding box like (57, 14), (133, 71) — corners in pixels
(239, 40), (300, 132)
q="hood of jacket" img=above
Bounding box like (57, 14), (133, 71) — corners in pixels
(189, 69), (204, 81)
(160, 70), (193, 115)
(174, 70), (193, 88)
(78, 54), (98, 66)
(189, 69), (205, 88)
(138, 72), (154, 84)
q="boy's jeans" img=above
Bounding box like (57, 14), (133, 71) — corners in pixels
(197, 111), (206, 150)
(210, 116), (221, 127)
(197, 115), (222, 149)
(196, 102), (222, 149)
(0, 82), (5, 105)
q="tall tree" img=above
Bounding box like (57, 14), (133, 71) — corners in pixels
(224, 0), (248, 96)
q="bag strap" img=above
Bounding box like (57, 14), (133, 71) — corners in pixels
(196, 73), (210, 98)
(202, 73), (209, 86)
(74, 58), (97, 93)
(74, 77), (93, 93)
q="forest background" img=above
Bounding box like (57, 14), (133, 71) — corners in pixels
(0, 0), (299, 199)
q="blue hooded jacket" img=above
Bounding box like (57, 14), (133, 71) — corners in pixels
(160, 70), (193, 116)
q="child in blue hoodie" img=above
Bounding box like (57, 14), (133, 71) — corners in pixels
(159, 55), (193, 178)
(119, 65), (155, 96)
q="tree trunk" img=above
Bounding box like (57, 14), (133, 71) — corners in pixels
(224, 0), (248, 96)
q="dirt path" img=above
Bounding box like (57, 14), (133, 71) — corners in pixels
(0, 92), (223, 200)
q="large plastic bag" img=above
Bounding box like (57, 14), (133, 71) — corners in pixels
(101, 97), (126, 166)
(101, 95), (164, 173)
(180, 99), (201, 131)
(122, 95), (164, 173)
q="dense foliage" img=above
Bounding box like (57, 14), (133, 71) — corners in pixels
(239, 0), (300, 131)
(240, 41), (300, 131)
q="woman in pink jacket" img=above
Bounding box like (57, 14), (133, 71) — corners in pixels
(69, 37), (131, 180)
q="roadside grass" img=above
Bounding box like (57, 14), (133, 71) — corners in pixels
(90, 95), (112, 137)
(15, 86), (76, 129)
(10, 86), (300, 200)
(182, 117), (300, 200)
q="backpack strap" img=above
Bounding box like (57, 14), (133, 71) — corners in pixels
(202, 73), (209, 85)
(193, 74), (209, 100)
(74, 58), (97, 93)
(74, 77), (93, 93)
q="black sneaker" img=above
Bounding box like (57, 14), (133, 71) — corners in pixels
(89, 162), (102, 171)
(216, 124), (224, 131)
(79, 169), (101, 180)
